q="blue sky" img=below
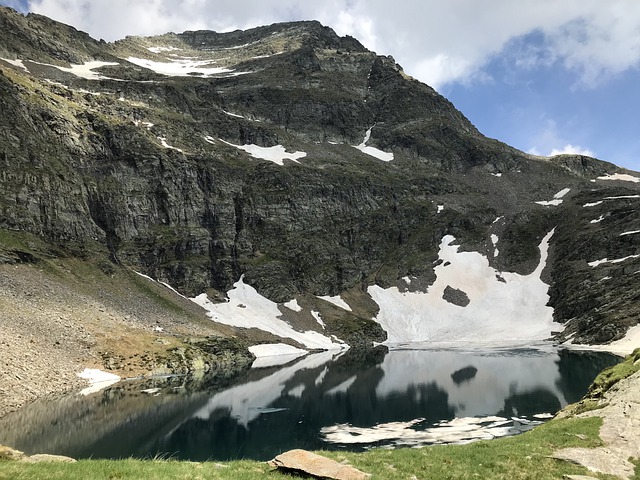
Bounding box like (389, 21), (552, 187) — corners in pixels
(2, 0), (640, 171)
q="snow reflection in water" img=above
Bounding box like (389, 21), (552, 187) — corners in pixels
(0, 345), (620, 461)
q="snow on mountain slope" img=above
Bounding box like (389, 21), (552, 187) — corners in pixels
(369, 230), (558, 344)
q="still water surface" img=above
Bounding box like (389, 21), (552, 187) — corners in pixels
(0, 345), (620, 461)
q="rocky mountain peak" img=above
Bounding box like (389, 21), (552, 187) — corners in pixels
(0, 6), (639, 349)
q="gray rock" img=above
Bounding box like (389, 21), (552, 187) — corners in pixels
(22, 453), (77, 463)
(268, 449), (370, 479)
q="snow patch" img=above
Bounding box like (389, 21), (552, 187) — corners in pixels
(77, 368), (120, 396)
(311, 310), (326, 329)
(191, 276), (345, 350)
(1, 57), (28, 71)
(491, 173), (503, 177)
(249, 343), (308, 368)
(219, 139), (306, 166)
(126, 56), (238, 77)
(437, 205), (444, 214)
(203, 135), (215, 144)
(590, 215), (605, 224)
(354, 127), (394, 162)
(535, 188), (570, 206)
(283, 298), (303, 312)
(584, 201), (603, 207)
(318, 295), (352, 312)
(491, 234), (499, 258)
(620, 230), (640, 236)
(597, 173), (640, 183)
(222, 110), (244, 118)
(147, 46), (181, 54)
(368, 230), (558, 344)
(157, 136), (183, 152)
(588, 255), (640, 267)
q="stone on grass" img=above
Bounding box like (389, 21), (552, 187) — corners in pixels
(0, 445), (25, 461)
(22, 454), (77, 463)
(268, 449), (370, 479)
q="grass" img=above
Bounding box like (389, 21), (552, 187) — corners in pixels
(0, 416), (618, 480)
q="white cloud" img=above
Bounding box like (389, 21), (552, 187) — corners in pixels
(25, 0), (640, 89)
(549, 144), (594, 157)
(526, 118), (595, 158)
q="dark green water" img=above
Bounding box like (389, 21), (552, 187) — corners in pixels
(0, 346), (620, 461)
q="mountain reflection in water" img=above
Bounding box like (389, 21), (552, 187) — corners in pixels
(0, 346), (620, 461)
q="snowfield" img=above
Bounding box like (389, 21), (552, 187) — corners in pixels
(191, 276), (345, 350)
(535, 188), (570, 206)
(354, 127), (394, 161)
(219, 139), (307, 165)
(369, 230), (559, 344)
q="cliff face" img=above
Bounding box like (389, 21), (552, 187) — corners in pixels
(0, 6), (639, 347)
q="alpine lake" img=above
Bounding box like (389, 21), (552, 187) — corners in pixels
(0, 344), (620, 461)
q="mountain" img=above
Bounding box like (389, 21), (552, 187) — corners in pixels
(1, 5), (639, 378)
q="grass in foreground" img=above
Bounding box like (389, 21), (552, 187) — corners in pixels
(0, 417), (618, 480)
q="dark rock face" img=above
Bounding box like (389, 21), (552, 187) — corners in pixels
(0, 6), (639, 346)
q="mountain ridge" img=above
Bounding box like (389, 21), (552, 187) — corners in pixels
(0, 5), (639, 362)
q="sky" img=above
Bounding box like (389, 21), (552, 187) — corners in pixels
(2, 0), (640, 171)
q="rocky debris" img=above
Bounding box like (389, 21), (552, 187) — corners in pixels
(268, 449), (370, 479)
(552, 358), (640, 479)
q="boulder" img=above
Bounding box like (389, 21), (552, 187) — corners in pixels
(268, 449), (370, 479)
(0, 445), (25, 461)
(22, 454), (77, 463)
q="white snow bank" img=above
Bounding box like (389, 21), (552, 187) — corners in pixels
(597, 173), (640, 183)
(584, 195), (639, 208)
(53, 61), (118, 80)
(219, 139), (306, 165)
(77, 368), (120, 396)
(283, 298), (303, 312)
(191, 276), (345, 350)
(354, 127), (394, 162)
(566, 324), (640, 356)
(606, 325), (640, 354)
(2, 58), (118, 79)
(147, 46), (181, 53)
(157, 136), (183, 152)
(491, 234), (499, 257)
(1, 57), (28, 71)
(318, 295), (352, 311)
(369, 230), (558, 344)
(249, 343), (308, 368)
(620, 230), (640, 236)
(126, 56), (234, 77)
(588, 254), (640, 267)
(535, 188), (570, 206)
(311, 310), (326, 329)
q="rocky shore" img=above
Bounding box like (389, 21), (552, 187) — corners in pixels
(0, 261), (250, 419)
